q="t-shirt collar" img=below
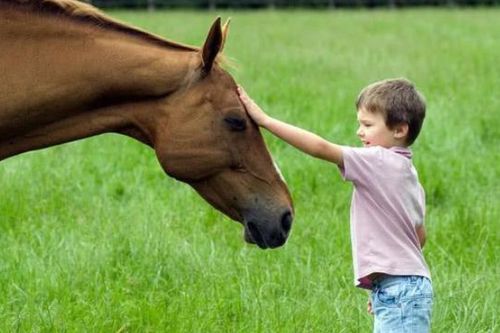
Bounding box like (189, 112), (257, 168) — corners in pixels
(389, 146), (412, 159)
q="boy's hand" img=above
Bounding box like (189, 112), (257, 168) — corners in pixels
(367, 297), (373, 315)
(416, 224), (427, 248)
(237, 86), (269, 126)
(238, 84), (343, 165)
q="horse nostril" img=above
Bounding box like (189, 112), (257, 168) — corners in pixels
(281, 211), (293, 233)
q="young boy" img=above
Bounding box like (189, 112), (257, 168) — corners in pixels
(238, 78), (433, 333)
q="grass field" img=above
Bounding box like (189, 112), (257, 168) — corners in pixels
(1, 8), (499, 332)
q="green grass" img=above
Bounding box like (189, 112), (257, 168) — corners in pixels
(1, 8), (499, 332)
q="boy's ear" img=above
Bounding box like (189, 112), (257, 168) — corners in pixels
(393, 123), (409, 140)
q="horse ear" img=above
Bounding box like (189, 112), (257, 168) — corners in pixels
(220, 18), (231, 53)
(201, 17), (223, 73)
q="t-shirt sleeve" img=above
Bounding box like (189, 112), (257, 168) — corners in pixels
(338, 146), (384, 186)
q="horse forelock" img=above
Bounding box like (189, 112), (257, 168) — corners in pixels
(1, 0), (198, 52)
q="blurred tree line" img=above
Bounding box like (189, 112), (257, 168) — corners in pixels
(87, 0), (499, 9)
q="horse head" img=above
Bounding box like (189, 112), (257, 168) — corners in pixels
(0, 4), (293, 249)
(153, 18), (293, 249)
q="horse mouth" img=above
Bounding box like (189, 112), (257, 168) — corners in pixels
(243, 220), (289, 249)
(244, 221), (268, 249)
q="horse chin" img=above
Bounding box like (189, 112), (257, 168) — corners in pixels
(243, 222), (269, 249)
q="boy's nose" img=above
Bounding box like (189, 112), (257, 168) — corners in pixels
(357, 127), (363, 137)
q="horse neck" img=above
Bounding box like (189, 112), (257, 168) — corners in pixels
(0, 8), (198, 160)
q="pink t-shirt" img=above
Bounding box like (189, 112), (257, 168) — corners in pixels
(340, 146), (430, 289)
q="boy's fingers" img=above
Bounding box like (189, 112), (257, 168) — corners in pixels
(240, 95), (250, 104)
(236, 88), (259, 111)
(367, 300), (372, 314)
(238, 90), (247, 100)
(237, 85), (246, 97)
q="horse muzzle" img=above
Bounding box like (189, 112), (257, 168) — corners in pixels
(243, 210), (293, 249)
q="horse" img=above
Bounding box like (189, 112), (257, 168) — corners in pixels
(0, 0), (293, 249)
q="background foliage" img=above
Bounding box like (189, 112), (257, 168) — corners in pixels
(90, 0), (500, 10)
(0, 8), (499, 332)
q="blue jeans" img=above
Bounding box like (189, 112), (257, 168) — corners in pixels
(371, 275), (433, 333)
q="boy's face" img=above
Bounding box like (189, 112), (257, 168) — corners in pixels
(356, 107), (406, 148)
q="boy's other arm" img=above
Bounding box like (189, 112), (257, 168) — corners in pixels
(238, 87), (344, 166)
(416, 224), (426, 248)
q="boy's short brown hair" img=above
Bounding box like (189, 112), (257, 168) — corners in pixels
(355, 78), (426, 146)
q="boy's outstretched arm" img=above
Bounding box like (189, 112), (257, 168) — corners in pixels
(238, 87), (344, 167)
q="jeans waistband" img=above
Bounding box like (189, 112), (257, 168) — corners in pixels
(372, 275), (427, 290)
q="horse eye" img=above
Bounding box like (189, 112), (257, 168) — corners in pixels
(224, 116), (247, 131)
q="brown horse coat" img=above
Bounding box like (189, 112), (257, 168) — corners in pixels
(0, 0), (293, 248)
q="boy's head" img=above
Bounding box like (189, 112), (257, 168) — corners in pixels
(355, 78), (426, 146)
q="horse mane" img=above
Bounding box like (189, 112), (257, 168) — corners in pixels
(1, 0), (198, 51)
